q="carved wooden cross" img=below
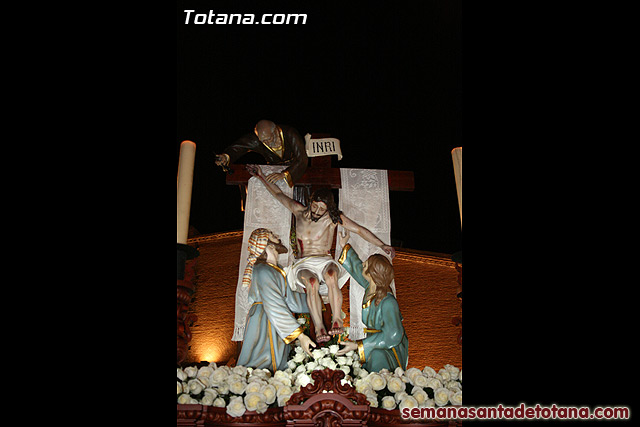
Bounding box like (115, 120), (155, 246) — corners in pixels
(225, 133), (415, 192)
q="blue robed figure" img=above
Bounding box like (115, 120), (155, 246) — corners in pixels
(336, 232), (408, 372)
(237, 228), (316, 372)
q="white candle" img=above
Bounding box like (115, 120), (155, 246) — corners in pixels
(177, 140), (196, 244)
(451, 147), (462, 228)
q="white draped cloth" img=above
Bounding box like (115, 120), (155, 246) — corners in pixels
(335, 168), (395, 341)
(232, 166), (394, 342)
(232, 165), (293, 341)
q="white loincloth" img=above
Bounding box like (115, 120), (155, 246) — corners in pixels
(285, 255), (350, 296)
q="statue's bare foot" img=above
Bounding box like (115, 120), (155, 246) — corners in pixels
(328, 320), (344, 336)
(316, 328), (330, 343)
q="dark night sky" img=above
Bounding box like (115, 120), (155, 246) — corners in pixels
(177, 1), (462, 254)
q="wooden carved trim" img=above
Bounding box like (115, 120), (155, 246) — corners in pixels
(284, 368), (369, 425)
(177, 404), (285, 426)
(287, 368), (369, 406)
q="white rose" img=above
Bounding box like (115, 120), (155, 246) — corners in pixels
(387, 376), (406, 393)
(229, 379), (247, 395)
(328, 344), (340, 354)
(212, 367), (230, 384)
(425, 398), (435, 407)
(345, 350), (355, 358)
(177, 368), (188, 382)
(276, 384), (293, 397)
(339, 366), (350, 377)
(355, 379), (372, 394)
(444, 364), (460, 381)
(450, 391), (462, 406)
(404, 367), (422, 383)
(381, 395), (397, 410)
(422, 366), (437, 378)
(336, 356), (348, 366)
(228, 373), (243, 383)
(244, 392), (266, 412)
(184, 366), (198, 378)
(232, 365), (248, 378)
(305, 361), (318, 372)
(368, 373), (387, 391)
(297, 317), (307, 325)
(311, 349), (324, 360)
(321, 347), (330, 356)
(261, 384), (277, 404)
(277, 387), (294, 406)
(413, 374), (429, 388)
(245, 380), (264, 394)
(287, 359), (297, 371)
(213, 397), (226, 407)
(438, 368), (451, 382)
(394, 391), (409, 402)
(217, 381), (230, 395)
(201, 393), (215, 406)
(199, 377), (214, 388)
(357, 368), (369, 379)
(394, 367), (405, 378)
(187, 379), (205, 395)
(255, 400), (268, 413)
(412, 388), (429, 406)
(433, 387), (451, 406)
(197, 366), (214, 381)
(274, 370), (292, 383)
(247, 375), (266, 384)
(320, 358), (337, 370)
(398, 395), (419, 412)
(226, 395), (247, 418)
(446, 381), (461, 393)
(272, 375), (292, 387)
(177, 393), (192, 404)
(425, 377), (442, 390)
(253, 368), (272, 380)
(295, 372), (312, 388)
(177, 381), (183, 395)
(292, 352), (306, 364)
(365, 391), (378, 407)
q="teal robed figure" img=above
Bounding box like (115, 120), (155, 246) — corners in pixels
(336, 232), (408, 372)
(237, 228), (316, 372)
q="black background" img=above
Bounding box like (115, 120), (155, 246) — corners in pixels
(173, 0), (635, 417)
(177, 1), (462, 254)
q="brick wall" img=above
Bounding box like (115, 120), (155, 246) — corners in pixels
(185, 231), (462, 371)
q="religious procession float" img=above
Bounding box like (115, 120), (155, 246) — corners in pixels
(177, 126), (463, 425)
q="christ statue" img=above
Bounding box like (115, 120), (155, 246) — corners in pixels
(247, 164), (395, 343)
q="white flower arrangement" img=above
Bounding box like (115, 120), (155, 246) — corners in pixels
(177, 321), (462, 416)
(178, 358), (461, 416)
